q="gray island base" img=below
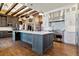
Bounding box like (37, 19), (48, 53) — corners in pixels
(12, 31), (54, 55)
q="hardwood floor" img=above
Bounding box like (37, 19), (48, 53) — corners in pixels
(0, 37), (78, 56)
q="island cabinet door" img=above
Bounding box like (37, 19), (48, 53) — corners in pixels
(32, 35), (43, 54)
(26, 33), (33, 44)
(20, 33), (28, 42)
(48, 33), (53, 47)
(43, 34), (49, 51)
(20, 33), (33, 44)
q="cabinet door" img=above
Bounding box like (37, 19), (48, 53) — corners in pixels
(49, 34), (53, 46)
(7, 16), (18, 28)
(20, 33), (33, 44)
(12, 17), (18, 27)
(32, 35), (43, 54)
(20, 33), (27, 42)
(26, 34), (33, 44)
(0, 16), (2, 27)
(1, 16), (7, 26)
(0, 31), (8, 38)
(43, 34), (49, 51)
(0, 32), (3, 38)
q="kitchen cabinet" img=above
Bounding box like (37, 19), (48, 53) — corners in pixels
(0, 15), (18, 38)
(7, 16), (18, 28)
(0, 15), (8, 38)
(1, 16), (7, 26)
(0, 31), (8, 38)
(0, 32), (3, 37)
(0, 16), (7, 27)
(0, 15), (18, 27)
(0, 16), (1, 27)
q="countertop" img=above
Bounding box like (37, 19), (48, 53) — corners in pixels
(0, 27), (13, 31)
(13, 30), (54, 35)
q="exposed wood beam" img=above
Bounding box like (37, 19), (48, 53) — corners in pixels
(16, 8), (32, 17)
(5, 3), (18, 14)
(29, 11), (37, 15)
(0, 3), (4, 11)
(32, 12), (39, 16)
(0, 13), (18, 18)
(21, 14), (29, 17)
(21, 11), (37, 17)
(20, 14), (28, 17)
(32, 13), (39, 16)
(11, 5), (26, 16)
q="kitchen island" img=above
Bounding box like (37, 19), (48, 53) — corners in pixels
(12, 30), (54, 55)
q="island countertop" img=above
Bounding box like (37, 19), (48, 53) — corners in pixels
(13, 30), (54, 35)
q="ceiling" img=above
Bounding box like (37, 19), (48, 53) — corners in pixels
(27, 3), (76, 12)
(0, 3), (76, 17)
(0, 3), (39, 17)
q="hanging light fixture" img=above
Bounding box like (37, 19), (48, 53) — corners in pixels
(18, 17), (22, 21)
(30, 15), (33, 18)
(39, 10), (44, 15)
(39, 12), (44, 15)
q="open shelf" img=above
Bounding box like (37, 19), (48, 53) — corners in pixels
(49, 19), (64, 23)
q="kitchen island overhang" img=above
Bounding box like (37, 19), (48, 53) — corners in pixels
(12, 31), (54, 55)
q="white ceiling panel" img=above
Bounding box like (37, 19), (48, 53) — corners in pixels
(2, 3), (14, 10)
(14, 7), (29, 16)
(27, 3), (76, 12)
(10, 3), (23, 12)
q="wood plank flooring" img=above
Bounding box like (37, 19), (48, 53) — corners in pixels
(0, 37), (78, 56)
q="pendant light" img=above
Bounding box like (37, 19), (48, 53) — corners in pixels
(30, 15), (33, 18)
(39, 10), (44, 15)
